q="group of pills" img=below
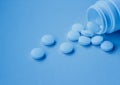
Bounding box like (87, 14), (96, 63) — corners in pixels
(30, 22), (114, 61)
(31, 35), (56, 60)
(60, 22), (114, 54)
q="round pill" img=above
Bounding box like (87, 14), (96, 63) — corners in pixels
(100, 41), (114, 52)
(81, 30), (95, 37)
(78, 36), (91, 46)
(91, 36), (104, 45)
(72, 23), (84, 33)
(41, 35), (55, 46)
(60, 42), (74, 54)
(86, 21), (100, 34)
(31, 48), (45, 60)
(67, 30), (80, 42)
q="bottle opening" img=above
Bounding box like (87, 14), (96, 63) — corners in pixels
(87, 6), (105, 34)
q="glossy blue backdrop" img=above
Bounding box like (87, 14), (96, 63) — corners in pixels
(1, 0), (120, 85)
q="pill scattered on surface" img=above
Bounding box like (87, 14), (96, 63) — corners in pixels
(100, 41), (114, 52)
(78, 36), (91, 46)
(67, 30), (80, 42)
(60, 42), (74, 54)
(31, 48), (46, 60)
(81, 30), (95, 37)
(72, 23), (84, 33)
(91, 36), (104, 45)
(41, 35), (55, 46)
(86, 21), (100, 34)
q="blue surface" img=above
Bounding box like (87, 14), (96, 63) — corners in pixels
(1, 0), (120, 85)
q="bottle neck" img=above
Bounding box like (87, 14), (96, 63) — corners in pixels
(87, 0), (120, 34)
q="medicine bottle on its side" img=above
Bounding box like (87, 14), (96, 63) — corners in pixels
(87, 0), (120, 34)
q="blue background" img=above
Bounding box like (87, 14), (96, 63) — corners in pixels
(1, 0), (120, 85)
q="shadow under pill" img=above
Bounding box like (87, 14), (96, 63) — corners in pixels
(81, 44), (91, 48)
(65, 49), (75, 56)
(46, 41), (57, 48)
(105, 46), (116, 54)
(35, 54), (47, 62)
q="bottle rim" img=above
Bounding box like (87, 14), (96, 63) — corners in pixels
(87, 5), (106, 34)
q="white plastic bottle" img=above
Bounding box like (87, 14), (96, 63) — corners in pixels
(87, 0), (120, 34)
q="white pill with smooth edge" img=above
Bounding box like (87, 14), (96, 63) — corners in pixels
(31, 48), (45, 60)
(41, 35), (55, 46)
(100, 41), (114, 52)
(60, 42), (74, 54)
(67, 30), (80, 41)
(72, 23), (84, 33)
(78, 36), (91, 46)
(81, 30), (95, 37)
(91, 36), (104, 45)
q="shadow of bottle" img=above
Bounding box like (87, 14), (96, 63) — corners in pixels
(103, 30), (120, 54)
